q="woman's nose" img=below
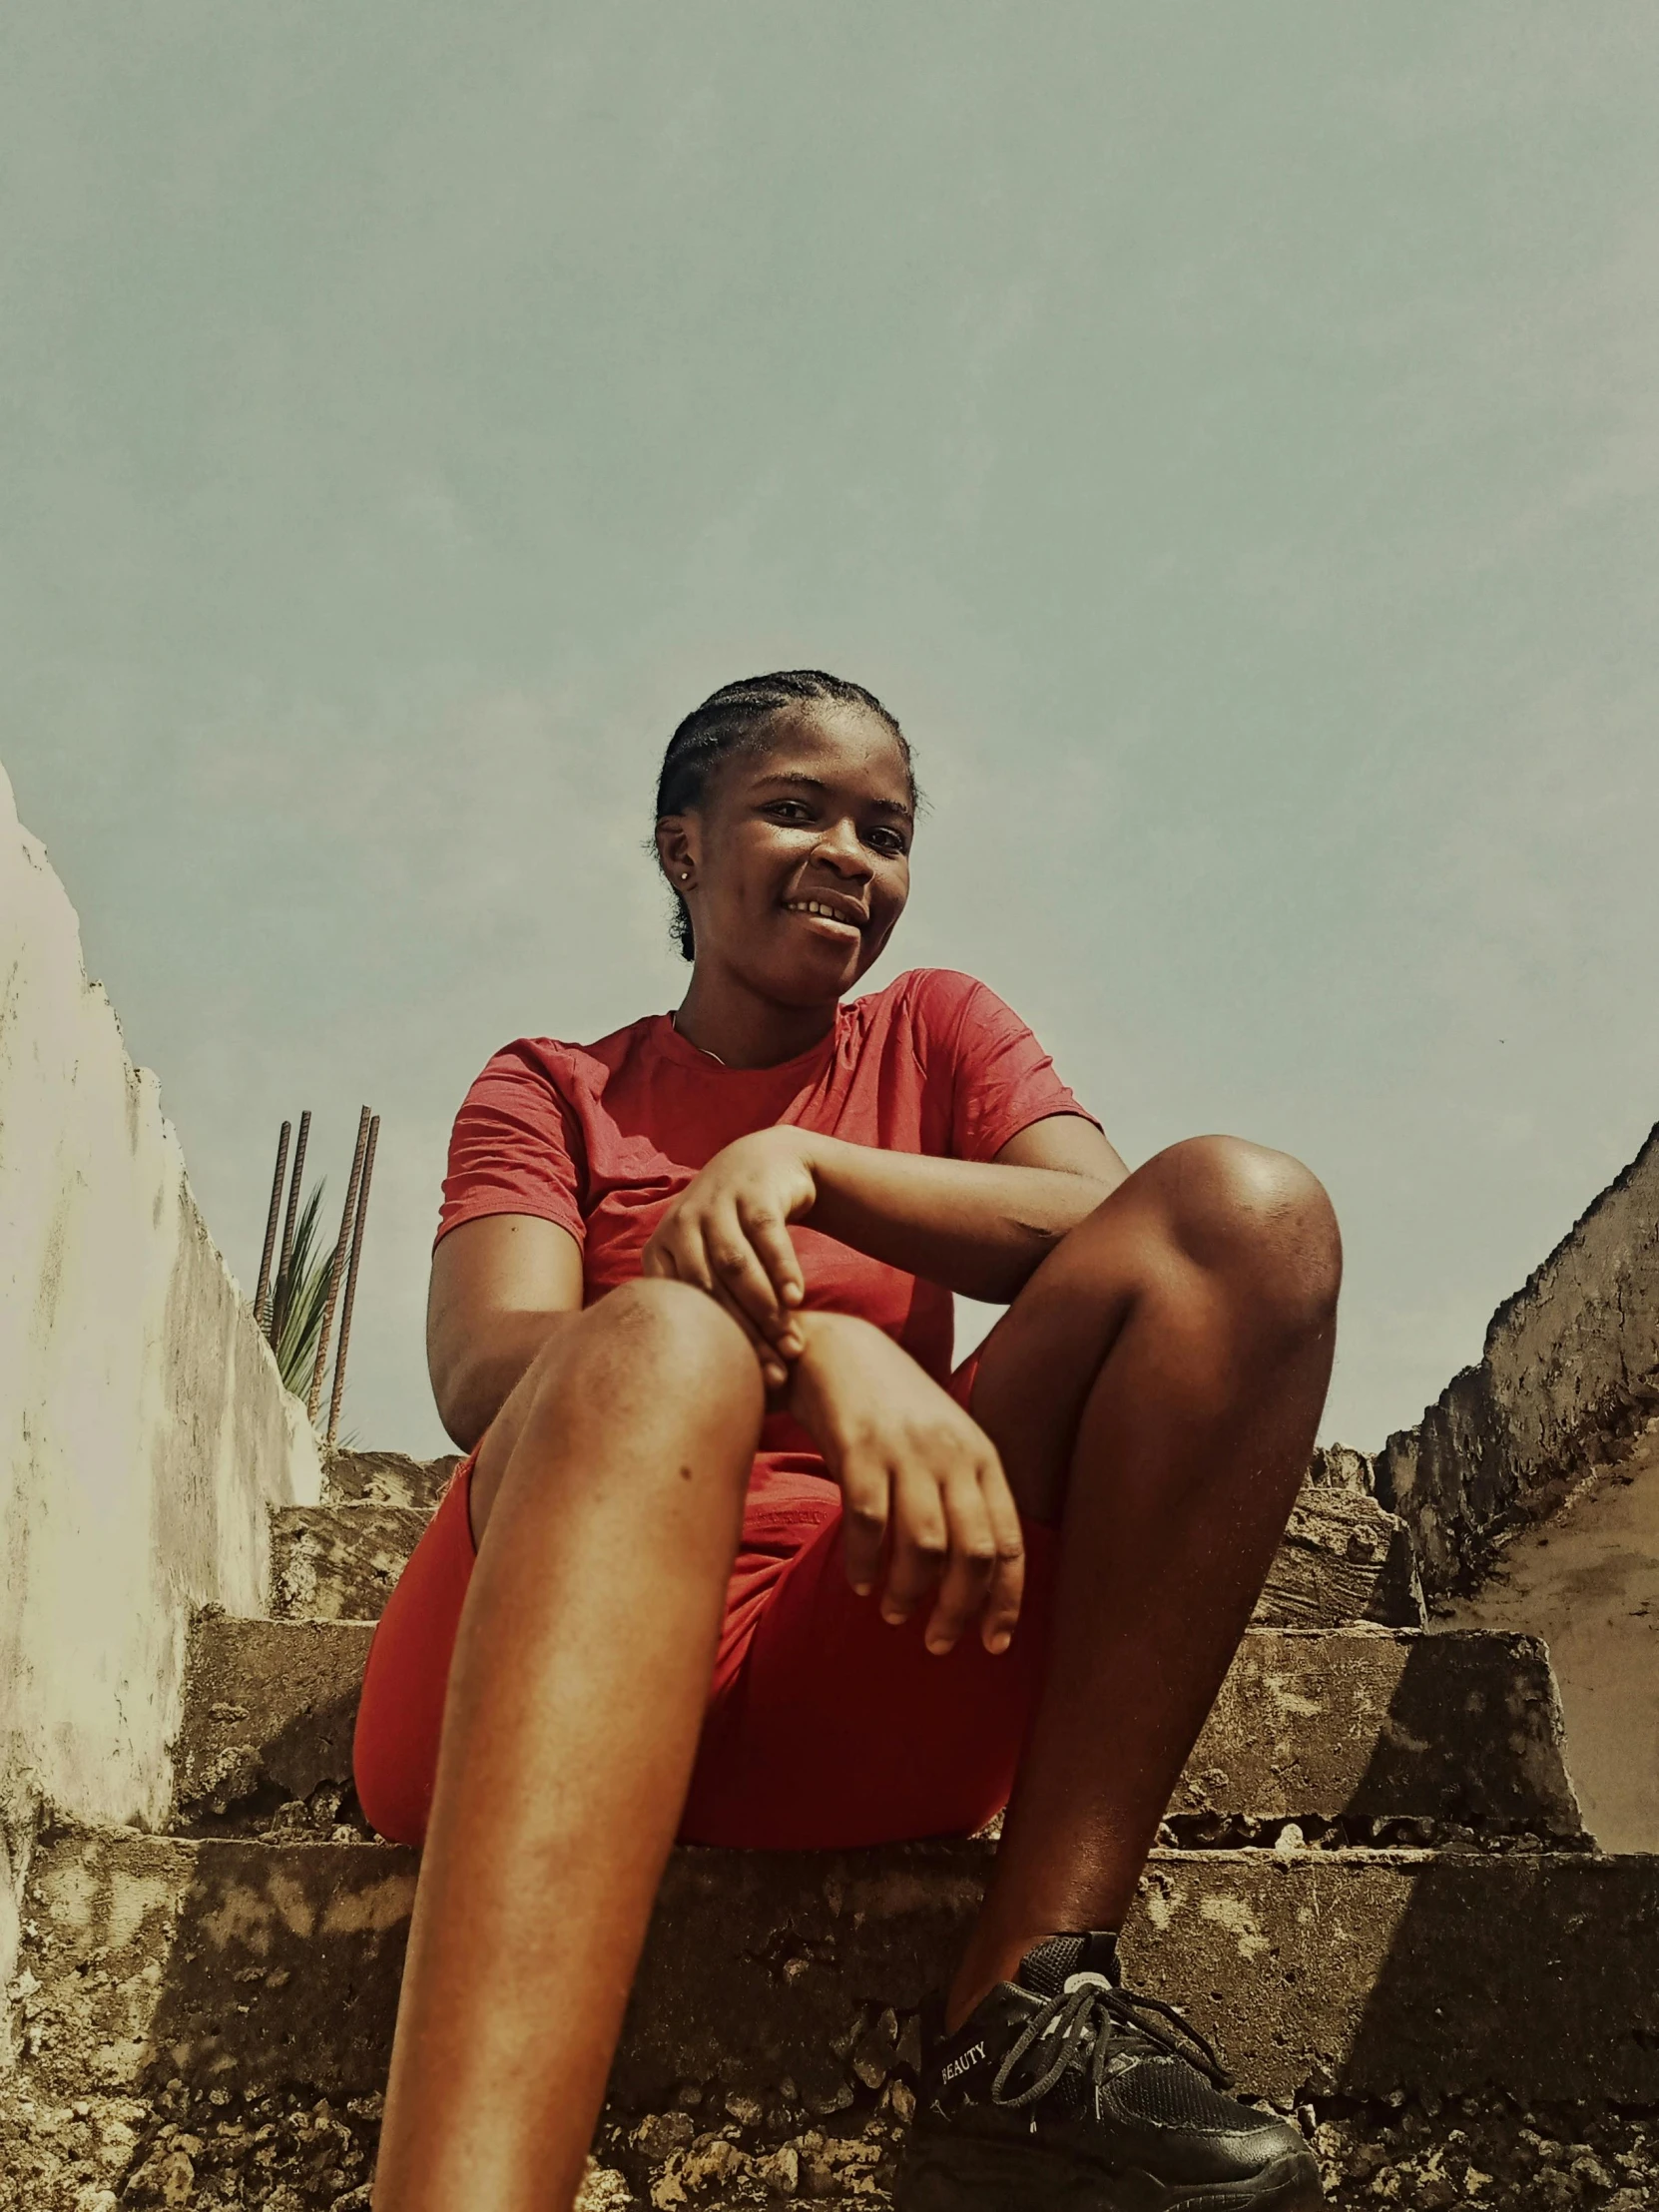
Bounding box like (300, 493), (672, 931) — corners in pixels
(813, 822), (873, 876)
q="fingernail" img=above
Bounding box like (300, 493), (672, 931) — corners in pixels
(926, 1637), (952, 1657)
(987, 1630), (1011, 1655)
(852, 1582), (872, 1597)
(881, 1607), (905, 1626)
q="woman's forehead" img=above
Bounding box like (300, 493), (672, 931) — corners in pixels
(737, 703), (912, 809)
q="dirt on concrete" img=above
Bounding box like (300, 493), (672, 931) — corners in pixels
(7, 2074), (1659, 2212)
(1449, 1418), (1659, 1853)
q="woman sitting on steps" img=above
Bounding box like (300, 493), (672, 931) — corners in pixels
(352, 670), (1341, 2212)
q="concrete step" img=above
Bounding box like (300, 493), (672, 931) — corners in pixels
(321, 1447), (460, 1514)
(270, 1503), (428, 1625)
(259, 1454), (459, 1621)
(271, 1479), (1423, 1629)
(173, 1618), (1584, 1841)
(17, 1827), (1659, 2116)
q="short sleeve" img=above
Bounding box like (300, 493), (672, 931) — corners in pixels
(924, 973), (1099, 1164)
(435, 1041), (586, 1249)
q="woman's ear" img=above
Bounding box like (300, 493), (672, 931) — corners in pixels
(655, 816), (698, 886)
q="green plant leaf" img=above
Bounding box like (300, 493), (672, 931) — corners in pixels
(271, 1183), (335, 1402)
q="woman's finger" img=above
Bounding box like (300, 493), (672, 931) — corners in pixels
(975, 1457), (1026, 1655)
(706, 1282), (791, 1390)
(737, 1199), (807, 1335)
(836, 1451), (891, 1597)
(703, 1201), (797, 1346)
(922, 1468), (999, 1656)
(880, 1462), (950, 1627)
(650, 1216), (790, 1388)
(651, 1210), (733, 1307)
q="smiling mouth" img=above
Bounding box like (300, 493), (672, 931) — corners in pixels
(782, 897), (864, 931)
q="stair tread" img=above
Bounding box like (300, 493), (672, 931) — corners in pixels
(176, 1616), (1584, 1839)
(321, 1447), (460, 1514)
(20, 1827), (1658, 2108)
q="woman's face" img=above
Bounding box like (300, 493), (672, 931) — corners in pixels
(663, 702), (913, 1006)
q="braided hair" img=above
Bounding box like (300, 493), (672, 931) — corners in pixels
(654, 670), (915, 960)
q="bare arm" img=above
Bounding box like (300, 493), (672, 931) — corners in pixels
(804, 1113), (1129, 1302)
(426, 1214), (585, 1450)
(431, 1120), (1128, 1445)
(643, 1112), (1130, 1360)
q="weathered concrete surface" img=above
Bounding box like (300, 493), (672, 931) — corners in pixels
(8, 2074), (1659, 2212)
(1377, 1122), (1659, 1597)
(16, 1832), (415, 2104)
(270, 1504), (429, 1621)
(1450, 1417), (1659, 1853)
(271, 1483), (1421, 1630)
(624, 1846), (1659, 2108)
(1306, 1443), (1378, 1491)
(589, 2092), (1659, 2212)
(591, 2094), (1659, 2212)
(1179, 1627), (1580, 1835)
(0, 2075), (389, 2212)
(1255, 1487), (1422, 1629)
(321, 1448), (459, 1514)
(0, 760), (321, 2010)
(16, 1831), (1659, 2111)
(175, 1618), (376, 1823)
(177, 1616), (1581, 1840)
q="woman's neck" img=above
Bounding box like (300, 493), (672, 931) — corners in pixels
(672, 967), (838, 1070)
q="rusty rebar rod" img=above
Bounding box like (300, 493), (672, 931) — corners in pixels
(270, 1108), (311, 1347)
(254, 1120), (291, 1334)
(326, 1111), (379, 1446)
(307, 1105), (372, 1424)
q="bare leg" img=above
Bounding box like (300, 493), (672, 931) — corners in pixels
(947, 1135), (1341, 2027)
(372, 1280), (764, 2212)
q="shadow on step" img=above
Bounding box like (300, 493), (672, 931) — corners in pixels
(26, 1621), (1641, 2134)
(1328, 1851), (1659, 2103)
(1339, 1628), (1584, 1840)
(36, 1828), (1654, 2130)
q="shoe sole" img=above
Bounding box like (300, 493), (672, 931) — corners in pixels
(893, 2136), (1326, 2212)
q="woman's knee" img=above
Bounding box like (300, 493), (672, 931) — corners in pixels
(1097, 1134), (1340, 1337)
(471, 1282), (762, 1544)
(536, 1278), (764, 1422)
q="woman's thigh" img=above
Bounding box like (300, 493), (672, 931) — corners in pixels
(963, 1193), (1159, 1524)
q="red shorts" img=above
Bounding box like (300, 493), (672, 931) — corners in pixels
(352, 1384), (1058, 1852)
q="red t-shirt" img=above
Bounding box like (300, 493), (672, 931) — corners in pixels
(437, 967), (1095, 1480)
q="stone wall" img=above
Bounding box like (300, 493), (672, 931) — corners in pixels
(0, 758), (320, 2040)
(1375, 1125), (1659, 1598)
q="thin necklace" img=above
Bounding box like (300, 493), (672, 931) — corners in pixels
(670, 1010), (726, 1066)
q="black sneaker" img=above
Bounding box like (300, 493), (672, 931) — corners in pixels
(893, 1932), (1324, 2212)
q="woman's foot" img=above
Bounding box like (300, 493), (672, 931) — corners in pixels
(894, 1931), (1324, 2211)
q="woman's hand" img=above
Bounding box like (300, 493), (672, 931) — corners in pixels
(787, 1312), (1025, 1657)
(641, 1128), (819, 1387)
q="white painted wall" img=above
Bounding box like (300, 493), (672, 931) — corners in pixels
(0, 756), (320, 2028)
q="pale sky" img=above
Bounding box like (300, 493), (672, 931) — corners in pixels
(4, 5), (1656, 1457)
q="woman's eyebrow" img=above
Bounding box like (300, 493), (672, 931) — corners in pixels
(753, 772), (913, 819)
